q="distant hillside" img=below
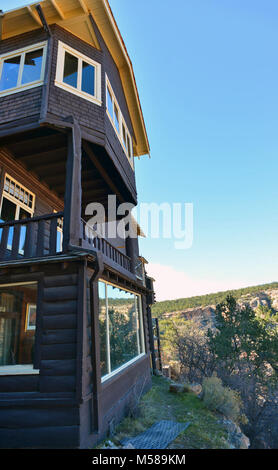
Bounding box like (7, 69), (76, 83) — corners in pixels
(152, 282), (278, 317)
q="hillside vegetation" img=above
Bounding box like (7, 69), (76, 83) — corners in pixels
(99, 376), (241, 449)
(152, 282), (278, 317)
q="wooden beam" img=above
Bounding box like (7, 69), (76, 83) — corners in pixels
(9, 134), (67, 157)
(82, 179), (104, 190)
(26, 6), (42, 26)
(50, 0), (65, 20)
(0, 11), (4, 41)
(31, 160), (66, 176)
(63, 122), (82, 250)
(83, 142), (124, 203)
(16, 148), (66, 166)
(77, 0), (88, 14)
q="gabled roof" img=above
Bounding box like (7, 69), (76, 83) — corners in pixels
(0, 0), (150, 157)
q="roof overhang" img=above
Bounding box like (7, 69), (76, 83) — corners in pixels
(0, 0), (150, 157)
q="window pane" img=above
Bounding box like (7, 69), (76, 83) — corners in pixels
(114, 104), (120, 133)
(63, 52), (78, 88)
(18, 208), (32, 256)
(107, 86), (113, 119)
(18, 207), (31, 220)
(98, 282), (109, 377)
(127, 136), (132, 159)
(56, 229), (63, 253)
(136, 296), (145, 354)
(21, 49), (43, 85)
(81, 61), (95, 96)
(0, 198), (16, 223)
(107, 285), (139, 373)
(122, 124), (127, 149)
(0, 283), (37, 366)
(0, 56), (21, 91)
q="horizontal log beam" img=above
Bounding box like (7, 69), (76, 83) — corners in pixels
(83, 142), (124, 203)
(42, 314), (77, 330)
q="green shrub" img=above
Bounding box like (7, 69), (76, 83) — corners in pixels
(202, 376), (242, 423)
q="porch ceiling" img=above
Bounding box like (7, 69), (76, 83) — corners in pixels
(0, 127), (121, 213)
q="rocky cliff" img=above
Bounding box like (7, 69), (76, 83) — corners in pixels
(162, 288), (278, 328)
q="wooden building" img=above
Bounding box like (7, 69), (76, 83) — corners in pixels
(0, 0), (156, 448)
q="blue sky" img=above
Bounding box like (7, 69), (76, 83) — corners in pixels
(3, 1), (278, 300)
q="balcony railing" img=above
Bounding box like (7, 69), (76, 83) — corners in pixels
(81, 220), (132, 273)
(0, 212), (64, 261)
(0, 214), (133, 275)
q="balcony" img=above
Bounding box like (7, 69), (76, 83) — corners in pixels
(0, 123), (141, 278)
(0, 212), (133, 276)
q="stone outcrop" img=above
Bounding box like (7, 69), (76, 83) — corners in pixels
(163, 288), (278, 329)
(219, 418), (250, 449)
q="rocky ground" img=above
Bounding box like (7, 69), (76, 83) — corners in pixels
(98, 376), (250, 450)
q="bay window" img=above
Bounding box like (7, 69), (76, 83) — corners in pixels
(98, 281), (145, 380)
(105, 75), (134, 168)
(0, 42), (47, 96)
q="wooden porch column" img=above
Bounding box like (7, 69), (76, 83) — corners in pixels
(125, 235), (137, 274)
(63, 122), (82, 251)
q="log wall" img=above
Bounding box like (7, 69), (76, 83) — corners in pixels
(0, 258), (152, 449)
(0, 260), (81, 449)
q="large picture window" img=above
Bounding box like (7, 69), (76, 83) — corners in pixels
(0, 282), (38, 374)
(98, 281), (145, 380)
(55, 41), (102, 105)
(0, 42), (47, 97)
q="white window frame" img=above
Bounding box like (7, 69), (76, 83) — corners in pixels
(0, 281), (39, 376)
(99, 280), (145, 383)
(0, 173), (36, 252)
(105, 75), (134, 169)
(0, 41), (48, 98)
(55, 41), (102, 106)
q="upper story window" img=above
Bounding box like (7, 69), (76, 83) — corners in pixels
(0, 42), (48, 97)
(55, 41), (102, 105)
(105, 75), (134, 168)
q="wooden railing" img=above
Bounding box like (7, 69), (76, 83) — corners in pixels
(0, 212), (64, 261)
(0, 213), (133, 274)
(81, 220), (132, 273)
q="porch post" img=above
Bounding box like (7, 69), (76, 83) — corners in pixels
(125, 235), (137, 274)
(63, 121), (82, 251)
